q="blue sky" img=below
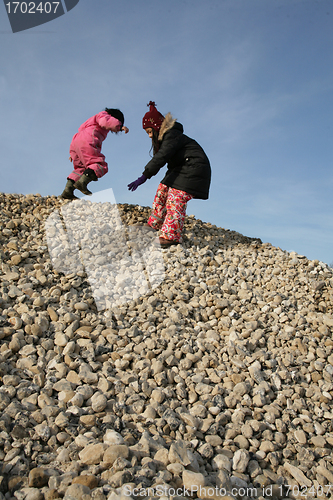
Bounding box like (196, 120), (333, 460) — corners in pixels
(1, 0), (333, 264)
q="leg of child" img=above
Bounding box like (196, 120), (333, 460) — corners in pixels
(68, 141), (108, 181)
(160, 188), (193, 242)
(148, 183), (169, 230)
(68, 149), (86, 183)
(86, 161), (108, 178)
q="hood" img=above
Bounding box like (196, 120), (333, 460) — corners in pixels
(158, 112), (183, 141)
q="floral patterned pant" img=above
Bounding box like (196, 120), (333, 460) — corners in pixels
(148, 183), (193, 242)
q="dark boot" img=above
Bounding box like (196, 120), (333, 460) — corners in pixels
(154, 236), (179, 248)
(60, 179), (79, 200)
(74, 168), (98, 195)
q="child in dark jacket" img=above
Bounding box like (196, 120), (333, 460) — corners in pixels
(61, 108), (129, 200)
(128, 101), (211, 248)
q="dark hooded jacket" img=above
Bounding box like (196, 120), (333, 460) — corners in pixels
(142, 113), (211, 200)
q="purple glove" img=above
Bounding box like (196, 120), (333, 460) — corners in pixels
(128, 174), (147, 191)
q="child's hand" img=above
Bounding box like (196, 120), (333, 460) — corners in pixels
(122, 126), (129, 134)
(128, 174), (147, 191)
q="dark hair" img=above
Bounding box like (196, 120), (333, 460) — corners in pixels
(150, 128), (160, 156)
(105, 108), (124, 126)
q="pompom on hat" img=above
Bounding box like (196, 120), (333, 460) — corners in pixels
(142, 101), (165, 131)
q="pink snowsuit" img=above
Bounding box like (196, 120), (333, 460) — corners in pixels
(68, 111), (122, 183)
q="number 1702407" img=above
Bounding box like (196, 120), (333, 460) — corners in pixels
(5, 2), (60, 14)
(280, 484), (333, 497)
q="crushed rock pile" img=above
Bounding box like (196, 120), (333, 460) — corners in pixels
(1, 192), (333, 500)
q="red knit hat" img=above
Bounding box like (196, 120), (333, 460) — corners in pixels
(142, 101), (165, 131)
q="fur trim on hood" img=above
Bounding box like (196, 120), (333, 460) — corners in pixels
(158, 112), (177, 141)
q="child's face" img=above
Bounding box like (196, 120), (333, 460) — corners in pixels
(145, 128), (153, 139)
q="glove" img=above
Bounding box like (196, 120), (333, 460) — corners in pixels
(128, 174), (147, 191)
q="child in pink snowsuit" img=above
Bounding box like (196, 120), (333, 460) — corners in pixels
(60, 108), (129, 199)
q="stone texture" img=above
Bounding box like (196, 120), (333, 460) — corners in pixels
(1, 193), (333, 499)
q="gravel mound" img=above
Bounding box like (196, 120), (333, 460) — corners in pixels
(1, 192), (333, 500)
